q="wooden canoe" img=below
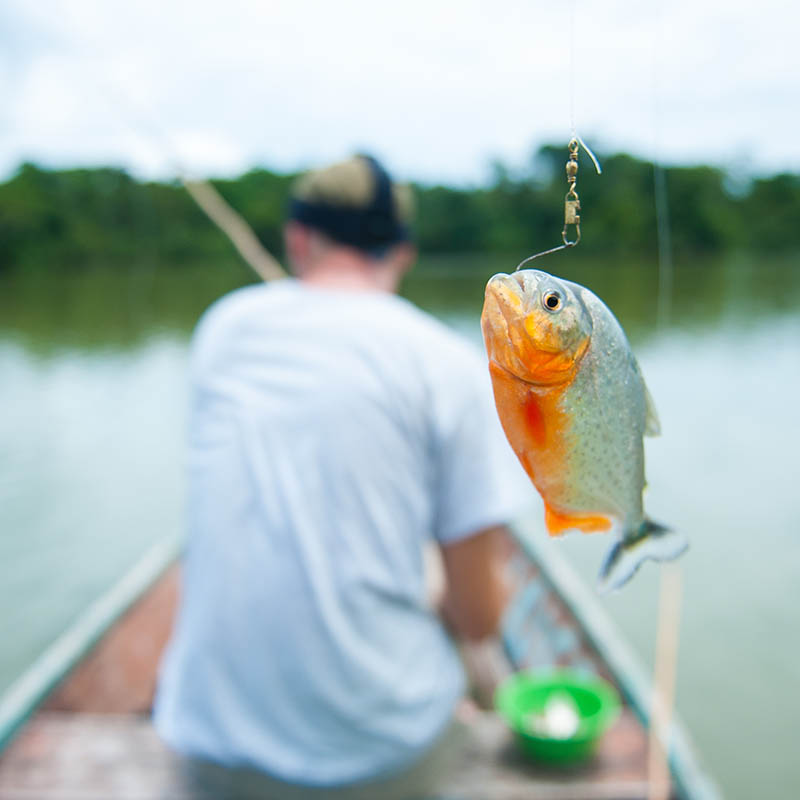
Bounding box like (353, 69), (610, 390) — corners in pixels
(0, 527), (719, 800)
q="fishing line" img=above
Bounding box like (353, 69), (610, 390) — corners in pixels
(569, 0), (576, 137)
(653, 165), (673, 328)
(652, 18), (674, 330)
(647, 5), (683, 799)
(647, 563), (682, 800)
(515, 0), (602, 272)
(35, 11), (287, 286)
(94, 78), (286, 283)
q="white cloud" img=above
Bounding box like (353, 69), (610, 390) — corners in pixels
(1, 0), (798, 182)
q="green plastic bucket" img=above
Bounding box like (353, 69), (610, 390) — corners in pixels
(494, 669), (622, 764)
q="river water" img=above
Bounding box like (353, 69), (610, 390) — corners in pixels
(1, 253), (798, 799)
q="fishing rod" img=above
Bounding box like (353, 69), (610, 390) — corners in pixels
(95, 81), (287, 284)
(181, 179), (286, 283)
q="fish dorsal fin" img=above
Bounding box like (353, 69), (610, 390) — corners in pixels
(643, 381), (661, 437)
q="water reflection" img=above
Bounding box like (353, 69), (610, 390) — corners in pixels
(3, 253), (799, 355)
(403, 252), (800, 345)
(0, 261), (255, 353)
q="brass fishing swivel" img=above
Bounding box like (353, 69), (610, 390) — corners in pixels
(515, 136), (600, 271)
(562, 138), (581, 246)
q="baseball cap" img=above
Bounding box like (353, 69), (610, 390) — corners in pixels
(288, 155), (413, 254)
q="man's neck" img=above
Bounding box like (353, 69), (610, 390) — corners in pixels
(298, 252), (398, 293)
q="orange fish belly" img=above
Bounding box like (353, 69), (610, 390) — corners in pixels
(488, 361), (612, 537)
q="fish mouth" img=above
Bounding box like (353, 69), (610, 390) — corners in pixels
(483, 271), (587, 386)
(486, 271), (535, 303)
(485, 273), (524, 322)
(484, 273), (562, 354)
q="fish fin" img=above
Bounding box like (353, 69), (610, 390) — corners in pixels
(643, 382), (661, 437)
(544, 504), (613, 537)
(596, 519), (687, 594)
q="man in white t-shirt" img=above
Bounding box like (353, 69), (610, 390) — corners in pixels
(154, 155), (525, 798)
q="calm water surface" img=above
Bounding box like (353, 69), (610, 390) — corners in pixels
(1, 254), (798, 799)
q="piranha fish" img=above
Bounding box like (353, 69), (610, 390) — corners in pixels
(481, 269), (687, 592)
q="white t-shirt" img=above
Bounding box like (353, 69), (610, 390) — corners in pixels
(153, 279), (525, 786)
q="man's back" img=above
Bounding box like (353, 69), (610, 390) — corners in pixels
(154, 280), (519, 785)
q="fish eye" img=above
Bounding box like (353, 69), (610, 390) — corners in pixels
(542, 290), (562, 312)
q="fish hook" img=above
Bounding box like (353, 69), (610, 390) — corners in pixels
(515, 135), (602, 271)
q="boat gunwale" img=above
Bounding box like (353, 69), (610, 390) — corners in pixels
(0, 537), (181, 752)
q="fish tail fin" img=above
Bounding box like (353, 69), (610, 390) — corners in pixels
(597, 519), (688, 594)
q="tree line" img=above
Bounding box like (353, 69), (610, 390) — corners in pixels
(1, 145), (798, 272)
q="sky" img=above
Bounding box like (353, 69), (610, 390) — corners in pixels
(1, 0), (798, 185)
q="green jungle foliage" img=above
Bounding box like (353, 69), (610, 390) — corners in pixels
(1, 146), (798, 271)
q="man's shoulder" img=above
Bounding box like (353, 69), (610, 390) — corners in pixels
(401, 302), (485, 374)
(199, 282), (288, 331)
(189, 282), (486, 386)
(376, 299), (490, 403)
(191, 281), (294, 353)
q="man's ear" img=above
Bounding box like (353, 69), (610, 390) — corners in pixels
(388, 243), (417, 278)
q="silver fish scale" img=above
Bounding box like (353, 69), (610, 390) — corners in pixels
(553, 282), (647, 535)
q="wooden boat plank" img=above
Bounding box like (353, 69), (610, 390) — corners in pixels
(0, 712), (186, 800)
(43, 567), (179, 714)
(443, 707), (655, 799)
(0, 709), (656, 800)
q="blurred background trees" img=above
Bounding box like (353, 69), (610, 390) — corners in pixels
(1, 145), (798, 272)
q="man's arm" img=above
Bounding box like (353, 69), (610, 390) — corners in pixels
(438, 525), (513, 642)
